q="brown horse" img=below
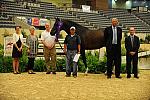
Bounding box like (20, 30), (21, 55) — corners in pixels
(50, 18), (105, 73)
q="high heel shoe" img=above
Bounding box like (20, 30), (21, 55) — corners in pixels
(17, 72), (21, 74)
(28, 72), (36, 74)
(13, 72), (17, 74)
(28, 70), (36, 74)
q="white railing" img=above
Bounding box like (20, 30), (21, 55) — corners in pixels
(4, 37), (65, 57)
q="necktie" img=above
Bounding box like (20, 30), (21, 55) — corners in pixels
(131, 36), (134, 47)
(113, 27), (117, 44)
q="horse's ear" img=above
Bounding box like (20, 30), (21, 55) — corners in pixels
(55, 17), (60, 22)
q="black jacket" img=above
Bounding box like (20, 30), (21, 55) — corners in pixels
(104, 26), (122, 48)
(125, 35), (140, 54)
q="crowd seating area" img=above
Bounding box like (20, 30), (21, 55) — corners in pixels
(134, 12), (150, 25)
(1, 1), (39, 17)
(101, 9), (150, 33)
(0, 17), (16, 28)
(0, 0), (150, 34)
(75, 11), (111, 29)
(0, 1), (95, 30)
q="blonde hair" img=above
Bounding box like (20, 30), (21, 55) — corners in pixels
(45, 22), (50, 26)
(29, 26), (35, 30)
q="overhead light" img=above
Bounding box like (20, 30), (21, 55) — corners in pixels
(114, 0), (117, 2)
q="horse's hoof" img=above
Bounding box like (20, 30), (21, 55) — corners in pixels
(85, 73), (88, 76)
(84, 67), (88, 76)
(84, 72), (88, 76)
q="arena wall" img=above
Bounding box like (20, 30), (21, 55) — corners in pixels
(41, 0), (72, 7)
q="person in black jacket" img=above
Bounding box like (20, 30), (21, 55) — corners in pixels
(104, 18), (122, 79)
(125, 27), (140, 79)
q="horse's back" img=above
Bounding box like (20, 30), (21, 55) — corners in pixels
(78, 29), (105, 50)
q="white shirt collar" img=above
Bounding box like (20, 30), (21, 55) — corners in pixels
(112, 26), (117, 29)
(70, 33), (76, 37)
(130, 35), (134, 38)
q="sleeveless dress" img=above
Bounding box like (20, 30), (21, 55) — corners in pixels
(12, 37), (22, 58)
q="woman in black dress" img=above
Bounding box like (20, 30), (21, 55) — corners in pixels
(12, 26), (23, 74)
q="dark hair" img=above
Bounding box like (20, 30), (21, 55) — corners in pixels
(15, 26), (21, 30)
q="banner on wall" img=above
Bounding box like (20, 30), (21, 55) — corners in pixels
(4, 37), (13, 56)
(27, 18), (32, 25)
(17, 17), (27, 23)
(82, 5), (90, 12)
(4, 37), (26, 56)
(40, 18), (48, 26)
(28, 18), (49, 26)
(32, 18), (39, 26)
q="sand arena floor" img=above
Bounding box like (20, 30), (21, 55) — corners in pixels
(0, 70), (150, 100)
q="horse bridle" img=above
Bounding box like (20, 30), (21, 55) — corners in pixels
(55, 21), (64, 52)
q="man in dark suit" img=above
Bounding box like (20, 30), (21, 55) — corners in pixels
(104, 18), (122, 79)
(125, 27), (140, 79)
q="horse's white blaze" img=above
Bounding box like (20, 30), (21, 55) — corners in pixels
(85, 67), (89, 75)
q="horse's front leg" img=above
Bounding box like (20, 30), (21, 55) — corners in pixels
(81, 49), (88, 75)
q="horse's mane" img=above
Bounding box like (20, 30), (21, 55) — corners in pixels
(62, 19), (104, 31)
(62, 19), (89, 31)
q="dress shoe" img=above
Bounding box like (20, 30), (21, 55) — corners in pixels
(107, 76), (111, 79)
(46, 72), (51, 74)
(65, 75), (71, 77)
(52, 72), (56, 74)
(116, 76), (122, 79)
(127, 75), (131, 78)
(134, 76), (139, 79)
